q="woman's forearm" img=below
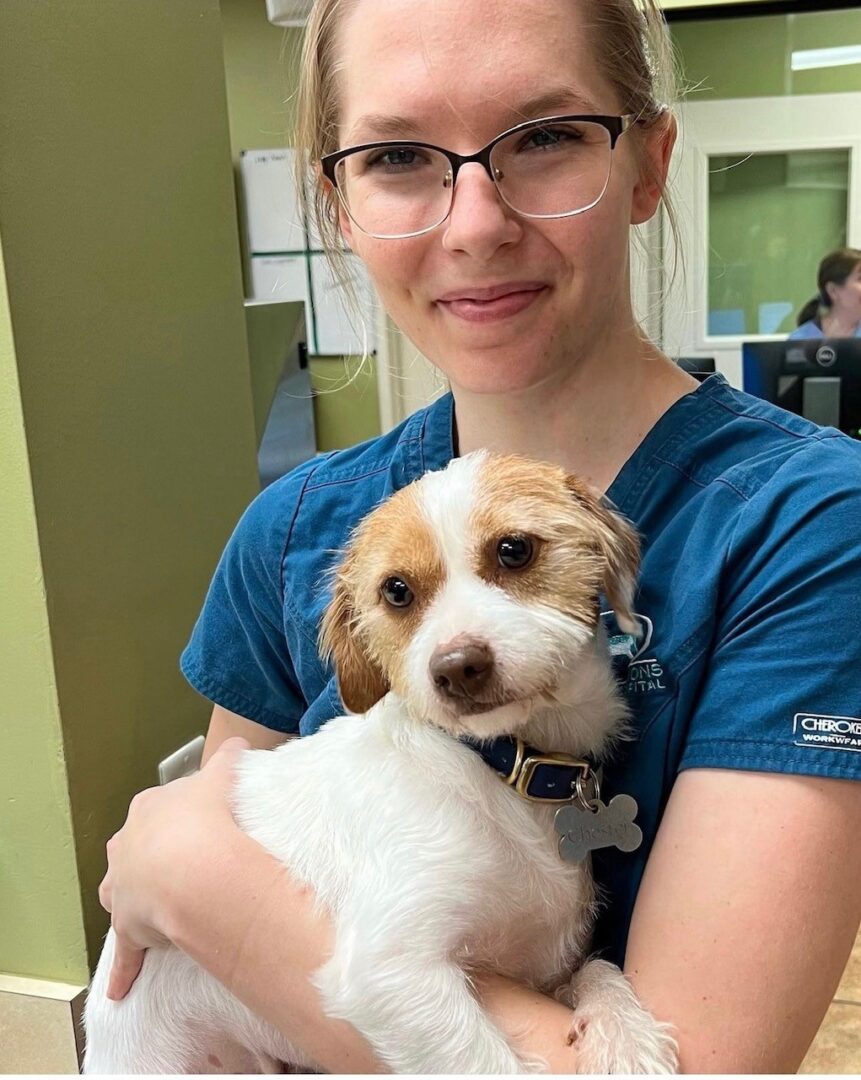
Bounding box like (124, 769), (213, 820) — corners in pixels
(474, 974), (580, 1072)
(166, 826), (578, 1073)
(166, 826), (383, 1072)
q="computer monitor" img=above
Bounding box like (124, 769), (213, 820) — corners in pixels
(742, 339), (861, 440)
(675, 357), (716, 384)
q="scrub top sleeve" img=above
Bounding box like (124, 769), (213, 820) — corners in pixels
(180, 468), (313, 734)
(680, 441), (861, 781)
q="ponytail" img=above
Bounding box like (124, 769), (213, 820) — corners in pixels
(797, 247), (861, 328)
(796, 296), (822, 327)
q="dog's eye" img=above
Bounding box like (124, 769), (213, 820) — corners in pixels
(497, 535), (534, 570)
(381, 576), (414, 608)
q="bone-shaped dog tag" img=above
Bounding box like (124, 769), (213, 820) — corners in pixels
(554, 794), (642, 864)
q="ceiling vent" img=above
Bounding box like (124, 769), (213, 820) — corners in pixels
(265, 0), (313, 27)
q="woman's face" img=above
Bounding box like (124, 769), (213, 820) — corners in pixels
(827, 262), (861, 326)
(332, 0), (671, 395)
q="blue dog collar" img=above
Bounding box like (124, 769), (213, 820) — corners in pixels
(461, 735), (600, 805)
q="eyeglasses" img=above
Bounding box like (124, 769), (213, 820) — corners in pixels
(320, 114), (635, 240)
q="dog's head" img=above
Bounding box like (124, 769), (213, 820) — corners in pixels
(320, 451), (639, 739)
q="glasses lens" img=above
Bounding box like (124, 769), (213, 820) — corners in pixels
(490, 119), (613, 217)
(335, 145), (452, 238)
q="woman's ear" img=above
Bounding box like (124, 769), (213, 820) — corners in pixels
(319, 555), (388, 714)
(566, 477), (641, 636)
(630, 111), (677, 227)
(315, 165), (354, 250)
(331, 189), (354, 250)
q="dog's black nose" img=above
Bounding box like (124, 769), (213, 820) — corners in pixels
(429, 641), (494, 699)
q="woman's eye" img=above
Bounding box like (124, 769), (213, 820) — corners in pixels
(366, 147), (422, 171)
(381, 576), (414, 608)
(497, 536), (534, 570)
(520, 125), (582, 152)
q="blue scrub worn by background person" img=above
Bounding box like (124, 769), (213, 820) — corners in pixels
(789, 320), (861, 340)
(181, 374), (861, 967)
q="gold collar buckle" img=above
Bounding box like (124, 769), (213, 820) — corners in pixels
(504, 737), (596, 804)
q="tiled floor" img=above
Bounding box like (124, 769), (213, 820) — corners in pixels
(800, 927), (861, 1073)
(0, 975), (85, 1074)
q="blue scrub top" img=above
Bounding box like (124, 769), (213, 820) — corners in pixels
(182, 374), (861, 966)
(789, 319), (861, 340)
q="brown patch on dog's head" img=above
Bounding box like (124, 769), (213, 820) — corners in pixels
(319, 483), (445, 712)
(564, 475), (640, 635)
(470, 454), (640, 634)
(319, 544), (389, 713)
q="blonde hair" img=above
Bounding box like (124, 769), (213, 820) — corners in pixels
(294, 0), (685, 339)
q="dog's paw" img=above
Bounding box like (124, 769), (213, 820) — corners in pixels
(566, 960), (678, 1075)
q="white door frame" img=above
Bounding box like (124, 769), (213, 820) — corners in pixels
(375, 307), (445, 433)
(663, 92), (861, 387)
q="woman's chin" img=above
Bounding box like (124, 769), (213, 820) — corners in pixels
(443, 353), (560, 396)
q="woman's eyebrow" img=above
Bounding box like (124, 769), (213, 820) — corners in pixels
(511, 88), (605, 121)
(345, 88), (606, 145)
(346, 114), (424, 143)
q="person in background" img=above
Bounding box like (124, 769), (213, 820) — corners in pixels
(790, 247), (861, 340)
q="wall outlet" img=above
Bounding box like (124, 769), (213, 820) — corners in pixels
(158, 735), (205, 785)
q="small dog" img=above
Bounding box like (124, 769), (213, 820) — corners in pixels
(84, 451), (677, 1074)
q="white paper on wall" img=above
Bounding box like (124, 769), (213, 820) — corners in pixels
(249, 254), (308, 304)
(240, 149), (306, 253)
(309, 252), (377, 356)
(240, 148), (379, 356)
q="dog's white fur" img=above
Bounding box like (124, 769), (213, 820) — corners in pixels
(84, 451), (677, 1074)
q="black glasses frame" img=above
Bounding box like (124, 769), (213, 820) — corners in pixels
(320, 113), (635, 187)
(319, 113), (636, 238)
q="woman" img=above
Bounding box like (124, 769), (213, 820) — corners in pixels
(790, 247), (861, 340)
(100, 0), (861, 1071)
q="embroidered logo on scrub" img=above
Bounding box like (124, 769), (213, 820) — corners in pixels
(602, 612), (668, 695)
(793, 713), (861, 753)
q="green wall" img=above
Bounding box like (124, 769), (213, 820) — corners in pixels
(0, 0), (260, 978)
(219, 0), (303, 283)
(220, 1), (302, 162)
(672, 10), (861, 99)
(708, 150), (850, 336)
(220, 0), (381, 449)
(0, 239), (89, 986)
(309, 356), (382, 451)
(671, 9), (861, 341)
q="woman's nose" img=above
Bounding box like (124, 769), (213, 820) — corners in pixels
(441, 162), (522, 260)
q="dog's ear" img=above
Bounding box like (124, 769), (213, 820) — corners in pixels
(565, 477), (641, 636)
(319, 555), (389, 714)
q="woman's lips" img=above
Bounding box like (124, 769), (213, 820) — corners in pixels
(437, 285), (549, 323)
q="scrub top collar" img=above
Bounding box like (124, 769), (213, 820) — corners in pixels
(409, 373), (731, 521)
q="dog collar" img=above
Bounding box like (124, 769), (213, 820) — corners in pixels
(460, 735), (600, 806)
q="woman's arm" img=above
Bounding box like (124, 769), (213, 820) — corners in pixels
(170, 825), (385, 1072)
(165, 817), (579, 1072)
(165, 772), (860, 1073)
(202, 704), (290, 764)
(475, 770), (861, 1073)
(102, 747), (860, 1073)
(100, 741), (383, 1071)
(623, 767), (861, 1073)
(101, 742), (579, 1071)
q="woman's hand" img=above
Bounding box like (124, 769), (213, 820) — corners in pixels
(96, 735), (582, 1072)
(98, 736), (251, 1000)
